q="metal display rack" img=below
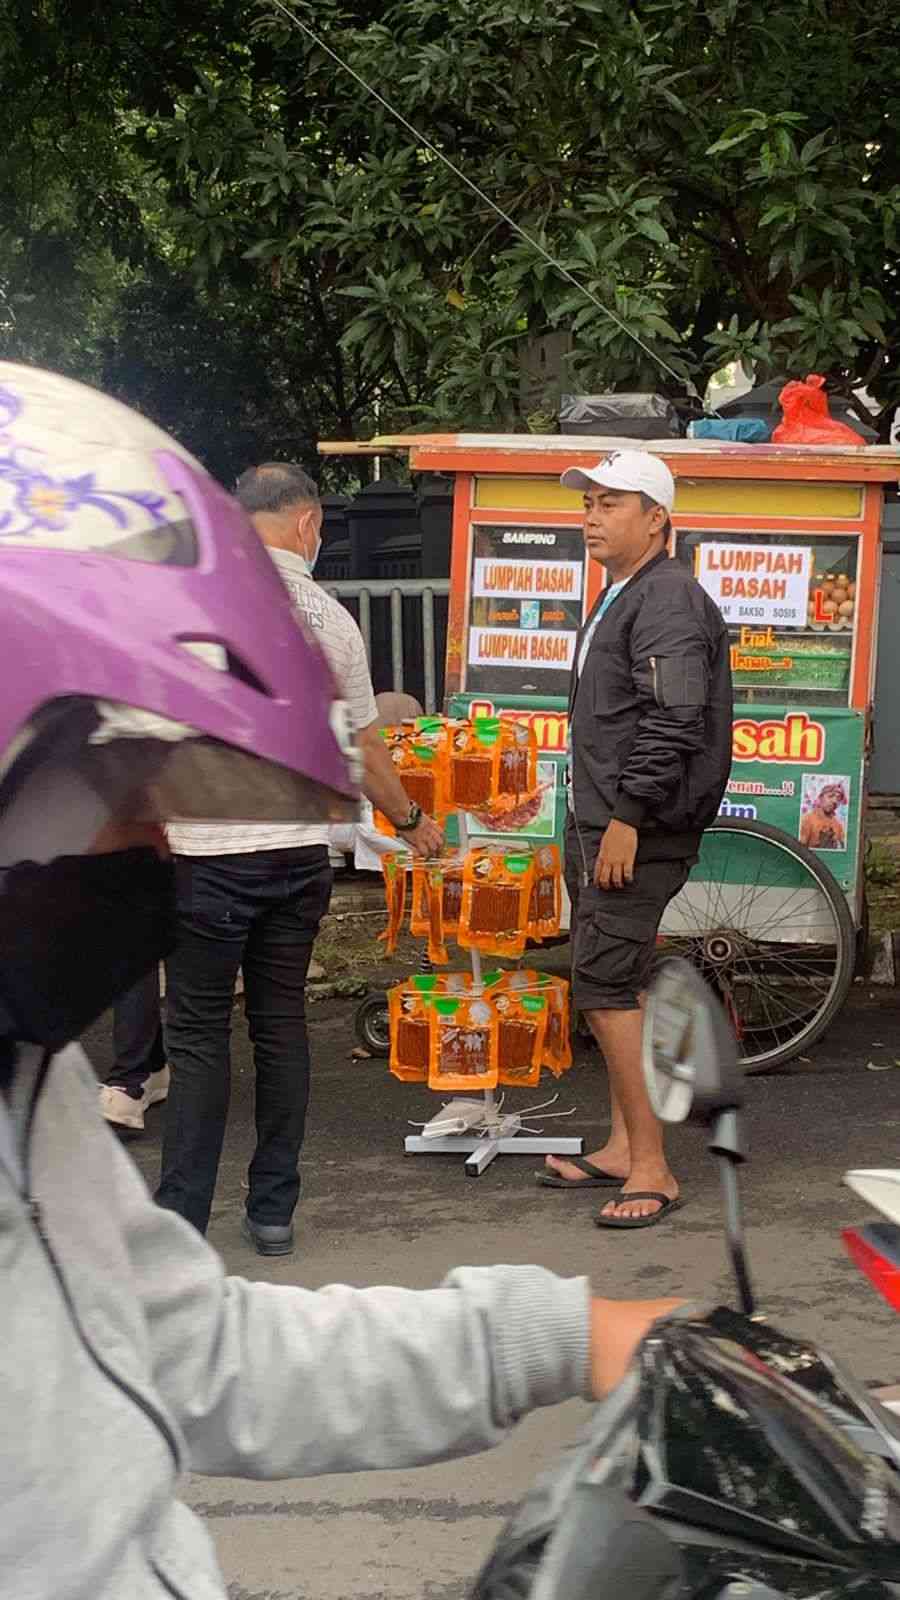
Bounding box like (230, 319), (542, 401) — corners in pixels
(402, 814), (583, 1175)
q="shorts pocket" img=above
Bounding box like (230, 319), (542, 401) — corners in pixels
(573, 908), (650, 1002)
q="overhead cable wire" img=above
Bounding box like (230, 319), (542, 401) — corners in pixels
(264, 0), (702, 401)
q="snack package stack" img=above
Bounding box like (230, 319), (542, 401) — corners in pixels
(375, 717), (451, 835)
(379, 853), (408, 956)
(492, 987), (549, 1089)
(449, 717), (542, 830)
(527, 844), (561, 941)
(489, 969), (573, 1078)
(459, 845), (535, 959)
(387, 972), (472, 1082)
(410, 853), (465, 965)
(428, 995), (498, 1092)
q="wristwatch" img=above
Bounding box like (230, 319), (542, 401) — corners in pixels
(395, 801), (423, 833)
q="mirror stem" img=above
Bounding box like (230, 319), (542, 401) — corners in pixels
(719, 1155), (756, 1317)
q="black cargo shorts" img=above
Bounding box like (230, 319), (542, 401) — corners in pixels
(564, 821), (692, 1011)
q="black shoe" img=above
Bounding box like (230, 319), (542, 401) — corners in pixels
(241, 1213), (295, 1257)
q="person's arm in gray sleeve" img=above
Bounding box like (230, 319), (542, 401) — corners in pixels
(109, 1134), (591, 1478)
(612, 586), (711, 828)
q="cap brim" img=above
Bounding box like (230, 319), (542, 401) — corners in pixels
(560, 467), (603, 492)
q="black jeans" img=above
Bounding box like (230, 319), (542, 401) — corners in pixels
(156, 847), (332, 1234)
(110, 968), (165, 1095)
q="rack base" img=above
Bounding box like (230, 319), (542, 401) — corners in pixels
(404, 1097), (583, 1176)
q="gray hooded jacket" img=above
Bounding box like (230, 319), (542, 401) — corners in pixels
(1, 1042), (591, 1599)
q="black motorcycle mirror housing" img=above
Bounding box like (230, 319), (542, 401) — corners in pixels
(642, 957), (744, 1126)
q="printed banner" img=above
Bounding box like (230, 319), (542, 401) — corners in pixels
(465, 523), (587, 695)
(450, 695), (865, 901)
(468, 627), (576, 669)
(719, 704), (864, 894)
(472, 557), (584, 601)
(695, 541), (812, 627)
(463, 759), (559, 841)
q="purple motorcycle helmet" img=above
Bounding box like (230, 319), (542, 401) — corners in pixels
(0, 362), (359, 866)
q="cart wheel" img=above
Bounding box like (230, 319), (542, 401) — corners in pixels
(657, 817), (855, 1074)
(354, 992), (391, 1058)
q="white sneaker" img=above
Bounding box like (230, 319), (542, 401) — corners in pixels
(99, 1066), (170, 1132)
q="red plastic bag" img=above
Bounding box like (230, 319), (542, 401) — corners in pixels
(772, 375), (863, 446)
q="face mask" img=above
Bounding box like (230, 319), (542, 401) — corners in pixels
(296, 511), (322, 573)
(0, 848), (176, 1051)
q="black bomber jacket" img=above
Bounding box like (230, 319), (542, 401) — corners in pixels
(568, 548), (733, 861)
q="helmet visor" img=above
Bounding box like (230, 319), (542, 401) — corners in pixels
(0, 698), (358, 864)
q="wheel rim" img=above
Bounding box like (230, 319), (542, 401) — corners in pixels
(364, 1005), (391, 1052)
(658, 824), (852, 1071)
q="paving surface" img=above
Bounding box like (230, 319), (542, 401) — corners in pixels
(83, 983), (900, 1600)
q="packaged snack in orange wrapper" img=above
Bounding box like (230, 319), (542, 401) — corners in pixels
(493, 987), (549, 1088)
(425, 856), (465, 964)
(527, 844), (561, 941)
(409, 858), (431, 938)
(388, 976), (437, 1082)
(497, 717), (538, 798)
(449, 717), (540, 827)
(492, 969), (572, 1077)
(410, 853), (464, 960)
(459, 845), (535, 958)
(428, 994), (498, 1091)
(542, 977), (573, 1076)
(448, 718), (498, 810)
(379, 853), (408, 955)
(375, 718), (451, 836)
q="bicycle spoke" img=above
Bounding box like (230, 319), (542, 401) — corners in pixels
(671, 823), (853, 1069)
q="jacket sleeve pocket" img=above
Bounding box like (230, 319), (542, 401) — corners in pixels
(651, 654), (708, 708)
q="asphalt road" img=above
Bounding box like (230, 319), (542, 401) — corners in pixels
(84, 983), (900, 1600)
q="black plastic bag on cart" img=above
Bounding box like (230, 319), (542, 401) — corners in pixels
(558, 392), (682, 439)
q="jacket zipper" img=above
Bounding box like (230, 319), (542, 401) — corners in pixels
(568, 679), (593, 890)
(23, 1052), (183, 1475)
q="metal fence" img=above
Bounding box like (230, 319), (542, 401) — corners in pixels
(325, 578), (451, 714)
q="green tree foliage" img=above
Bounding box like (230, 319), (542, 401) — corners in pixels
(1, 0), (898, 460)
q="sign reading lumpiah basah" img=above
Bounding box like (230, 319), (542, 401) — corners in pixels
(465, 523), (588, 696)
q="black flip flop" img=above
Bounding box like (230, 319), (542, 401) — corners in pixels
(594, 1192), (684, 1229)
(538, 1155), (623, 1189)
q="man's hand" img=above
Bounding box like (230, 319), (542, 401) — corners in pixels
(357, 722), (443, 857)
(594, 819), (638, 890)
(589, 1297), (687, 1398)
(403, 813), (444, 860)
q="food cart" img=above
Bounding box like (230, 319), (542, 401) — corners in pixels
(320, 433), (900, 1071)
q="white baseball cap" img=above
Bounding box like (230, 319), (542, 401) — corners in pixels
(560, 449), (675, 513)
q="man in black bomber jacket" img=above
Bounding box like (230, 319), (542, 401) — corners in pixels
(540, 450), (733, 1229)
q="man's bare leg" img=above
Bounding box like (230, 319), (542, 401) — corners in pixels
(545, 1007), (677, 1220)
(592, 1007), (677, 1220)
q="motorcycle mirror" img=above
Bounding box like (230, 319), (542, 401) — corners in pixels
(643, 957), (744, 1126)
